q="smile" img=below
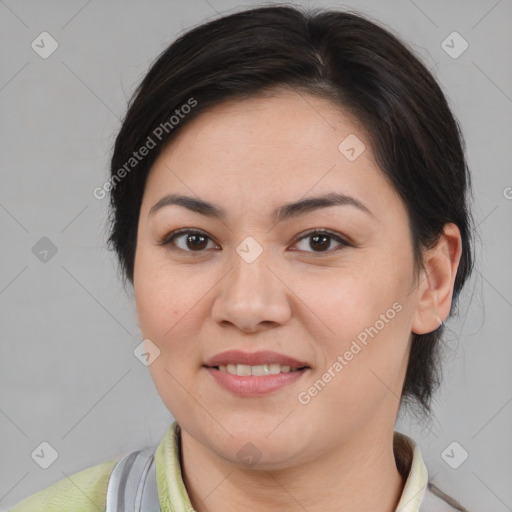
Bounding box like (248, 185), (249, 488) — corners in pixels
(214, 363), (306, 375)
(205, 365), (310, 397)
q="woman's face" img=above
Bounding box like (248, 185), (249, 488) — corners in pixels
(133, 89), (422, 468)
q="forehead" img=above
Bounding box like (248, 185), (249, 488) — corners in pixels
(160, 89), (370, 159)
(143, 90), (398, 217)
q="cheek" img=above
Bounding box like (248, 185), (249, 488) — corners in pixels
(291, 262), (403, 337)
(135, 258), (204, 411)
(133, 247), (220, 381)
(134, 246), (196, 338)
(296, 264), (410, 386)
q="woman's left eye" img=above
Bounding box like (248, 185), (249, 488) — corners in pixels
(292, 230), (350, 254)
(159, 229), (350, 255)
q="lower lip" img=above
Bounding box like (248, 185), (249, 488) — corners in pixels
(205, 366), (309, 397)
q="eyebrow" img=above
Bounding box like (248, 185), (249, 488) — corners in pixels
(149, 192), (374, 223)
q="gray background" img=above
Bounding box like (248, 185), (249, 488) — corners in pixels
(1, 0), (511, 510)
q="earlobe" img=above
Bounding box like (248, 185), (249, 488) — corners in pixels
(411, 223), (462, 335)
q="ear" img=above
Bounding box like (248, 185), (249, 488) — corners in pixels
(411, 223), (463, 335)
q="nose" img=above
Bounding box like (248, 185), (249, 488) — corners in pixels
(210, 246), (292, 333)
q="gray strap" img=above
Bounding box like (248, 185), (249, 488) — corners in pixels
(140, 453), (160, 511)
(106, 445), (161, 512)
(420, 482), (469, 512)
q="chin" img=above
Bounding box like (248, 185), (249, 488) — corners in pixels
(222, 439), (304, 471)
(206, 428), (304, 467)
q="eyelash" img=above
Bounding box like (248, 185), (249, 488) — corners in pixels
(158, 228), (351, 256)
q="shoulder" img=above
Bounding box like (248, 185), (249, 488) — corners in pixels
(8, 455), (122, 512)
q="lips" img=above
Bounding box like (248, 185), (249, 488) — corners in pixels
(203, 349), (310, 369)
(206, 366), (309, 396)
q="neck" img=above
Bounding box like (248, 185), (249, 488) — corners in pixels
(179, 421), (405, 512)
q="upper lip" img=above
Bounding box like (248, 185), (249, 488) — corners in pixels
(204, 350), (310, 369)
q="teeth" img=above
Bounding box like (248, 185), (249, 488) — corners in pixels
(217, 363), (300, 375)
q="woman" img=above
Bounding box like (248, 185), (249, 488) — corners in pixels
(10, 5), (474, 511)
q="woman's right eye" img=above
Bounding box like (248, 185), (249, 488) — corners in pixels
(159, 229), (219, 253)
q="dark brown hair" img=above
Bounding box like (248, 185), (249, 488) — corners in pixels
(106, 4), (475, 416)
